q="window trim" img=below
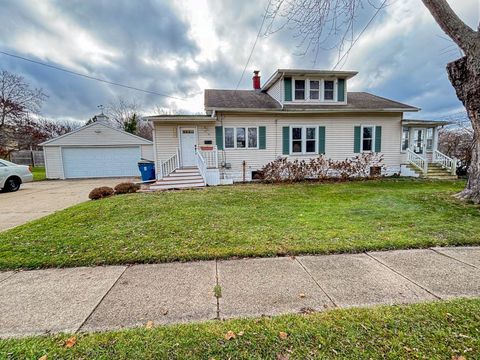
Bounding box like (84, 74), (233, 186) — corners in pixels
(223, 126), (259, 150)
(294, 79), (306, 100)
(322, 80), (336, 102)
(289, 125), (319, 155)
(361, 125), (375, 153)
(286, 77), (340, 103)
(426, 127), (434, 152)
(401, 126), (410, 153)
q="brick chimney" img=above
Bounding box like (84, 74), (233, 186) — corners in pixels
(252, 70), (261, 90)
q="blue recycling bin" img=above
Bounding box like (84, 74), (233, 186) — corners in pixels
(138, 161), (155, 182)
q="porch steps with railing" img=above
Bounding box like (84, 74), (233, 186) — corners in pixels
(407, 163), (458, 180)
(149, 167), (205, 191)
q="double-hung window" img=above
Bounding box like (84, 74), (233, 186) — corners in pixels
(291, 126), (317, 154)
(309, 80), (320, 100)
(224, 127), (258, 149)
(295, 80), (305, 100)
(401, 127), (409, 151)
(324, 80), (334, 100)
(426, 128), (434, 151)
(361, 126), (374, 152)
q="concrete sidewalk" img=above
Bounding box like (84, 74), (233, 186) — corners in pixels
(0, 246), (479, 338)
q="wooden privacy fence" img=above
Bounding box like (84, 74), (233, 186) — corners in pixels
(9, 150), (45, 167)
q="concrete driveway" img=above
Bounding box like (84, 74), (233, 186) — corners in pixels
(0, 178), (138, 232)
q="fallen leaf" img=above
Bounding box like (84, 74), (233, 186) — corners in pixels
(64, 336), (76, 348)
(279, 331), (288, 340)
(224, 330), (236, 340)
(299, 293), (306, 298)
(146, 321), (154, 329)
(238, 331), (244, 336)
(276, 354), (290, 360)
(452, 356), (466, 360)
(38, 356), (47, 360)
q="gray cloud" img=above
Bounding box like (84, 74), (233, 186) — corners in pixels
(0, 0), (477, 122)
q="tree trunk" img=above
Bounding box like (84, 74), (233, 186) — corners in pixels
(422, 0), (480, 203)
(447, 56), (480, 203)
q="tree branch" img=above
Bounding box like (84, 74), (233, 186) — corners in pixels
(421, 0), (479, 54)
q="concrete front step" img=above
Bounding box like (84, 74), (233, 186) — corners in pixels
(149, 167), (206, 190)
(149, 182), (205, 190)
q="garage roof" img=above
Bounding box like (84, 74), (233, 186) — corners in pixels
(40, 121), (153, 147)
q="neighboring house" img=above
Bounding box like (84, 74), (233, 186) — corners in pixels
(146, 69), (456, 190)
(40, 116), (153, 179)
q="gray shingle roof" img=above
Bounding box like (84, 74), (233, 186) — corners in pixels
(205, 90), (281, 109)
(204, 90), (418, 111)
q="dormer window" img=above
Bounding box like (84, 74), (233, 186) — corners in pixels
(324, 80), (334, 100)
(294, 80), (305, 100)
(309, 80), (320, 100)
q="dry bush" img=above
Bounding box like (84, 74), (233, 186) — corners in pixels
(114, 182), (140, 195)
(261, 153), (384, 183)
(88, 186), (115, 200)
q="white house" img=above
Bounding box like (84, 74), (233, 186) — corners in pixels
(146, 69), (456, 190)
(41, 118), (153, 179)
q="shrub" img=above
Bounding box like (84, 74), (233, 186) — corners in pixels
(114, 182), (140, 195)
(261, 153), (385, 183)
(88, 186), (115, 200)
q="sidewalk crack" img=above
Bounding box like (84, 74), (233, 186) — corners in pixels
(76, 265), (128, 333)
(364, 252), (442, 300)
(0, 271), (17, 285)
(295, 257), (338, 308)
(215, 259), (221, 320)
(430, 248), (478, 269)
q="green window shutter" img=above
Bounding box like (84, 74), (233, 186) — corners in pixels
(259, 126), (266, 149)
(337, 79), (345, 102)
(284, 77), (292, 101)
(318, 126), (326, 154)
(282, 126), (290, 155)
(375, 126), (382, 152)
(354, 126), (361, 153)
(215, 126), (223, 150)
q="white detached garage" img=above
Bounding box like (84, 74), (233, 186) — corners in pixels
(40, 121), (153, 179)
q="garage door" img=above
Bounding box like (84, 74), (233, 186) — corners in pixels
(62, 147), (141, 178)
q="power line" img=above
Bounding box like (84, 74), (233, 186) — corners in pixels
(235, 0), (272, 90)
(332, 0), (388, 71)
(0, 50), (188, 101)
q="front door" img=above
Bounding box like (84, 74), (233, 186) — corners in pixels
(180, 127), (197, 167)
(412, 128), (426, 155)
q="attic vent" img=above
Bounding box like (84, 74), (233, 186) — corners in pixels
(94, 130), (101, 134)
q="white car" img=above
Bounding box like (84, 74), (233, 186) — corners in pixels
(0, 159), (34, 192)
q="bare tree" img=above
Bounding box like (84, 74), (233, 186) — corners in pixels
(268, 0), (480, 203)
(0, 70), (47, 130)
(106, 97), (153, 140)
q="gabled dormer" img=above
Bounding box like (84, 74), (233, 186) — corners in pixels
(261, 69), (358, 106)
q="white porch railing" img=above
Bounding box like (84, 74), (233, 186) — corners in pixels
(159, 148), (180, 179)
(407, 149), (428, 175)
(433, 150), (457, 175)
(198, 145), (218, 168)
(195, 149), (207, 182)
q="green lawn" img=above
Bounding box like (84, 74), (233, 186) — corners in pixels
(0, 179), (479, 270)
(1, 299), (478, 359)
(31, 166), (46, 181)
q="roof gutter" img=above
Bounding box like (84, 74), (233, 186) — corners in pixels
(206, 107), (420, 114)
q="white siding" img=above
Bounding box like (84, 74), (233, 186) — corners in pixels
(153, 122), (216, 162)
(141, 145), (154, 160)
(217, 113), (403, 181)
(44, 146), (64, 179)
(153, 113), (404, 182)
(44, 122), (152, 146)
(266, 79), (282, 104)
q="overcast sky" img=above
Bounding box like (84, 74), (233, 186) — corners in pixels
(1, 0), (478, 123)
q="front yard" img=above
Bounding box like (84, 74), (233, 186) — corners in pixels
(1, 299), (478, 359)
(0, 179), (479, 270)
